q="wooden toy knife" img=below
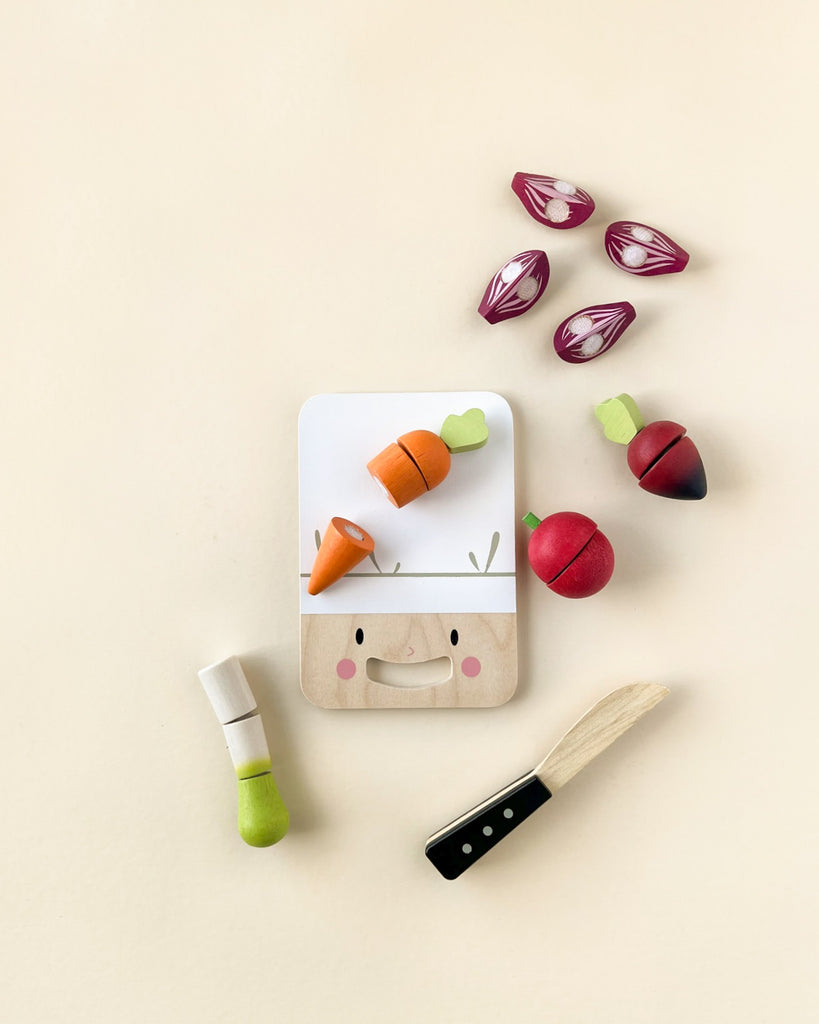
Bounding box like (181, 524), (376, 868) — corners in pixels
(425, 683), (669, 879)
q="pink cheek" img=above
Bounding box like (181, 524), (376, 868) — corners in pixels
(461, 656), (481, 678)
(336, 659), (357, 680)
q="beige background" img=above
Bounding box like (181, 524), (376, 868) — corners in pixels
(2, 2), (817, 1021)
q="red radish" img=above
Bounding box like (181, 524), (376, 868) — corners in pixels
(553, 301), (636, 363)
(605, 221), (689, 276)
(511, 173), (595, 229)
(523, 511), (614, 598)
(479, 250), (550, 323)
(595, 394), (707, 500)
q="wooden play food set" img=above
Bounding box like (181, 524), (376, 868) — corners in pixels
(604, 220), (689, 276)
(299, 392), (517, 709)
(478, 249), (550, 323)
(194, 168), (701, 868)
(553, 301), (636, 363)
(198, 656), (289, 847)
(425, 683), (669, 879)
(595, 394), (707, 500)
(523, 511), (615, 598)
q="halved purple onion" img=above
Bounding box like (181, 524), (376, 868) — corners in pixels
(478, 250), (550, 324)
(553, 301), (636, 363)
(511, 173), (595, 229)
(605, 221), (689, 276)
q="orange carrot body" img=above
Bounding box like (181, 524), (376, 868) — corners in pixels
(308, 517), (375, 595)
(397, 431), (451, 490)
(366, 443), (427, 508)
(367, 430), (451, 508)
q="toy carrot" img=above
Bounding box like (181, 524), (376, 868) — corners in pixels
(368, 430), (450, 508)
(308, 517), (375, 595)
(367, 409), (489, 509)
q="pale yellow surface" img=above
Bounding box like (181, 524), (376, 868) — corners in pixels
(2, 3), (817, 1022)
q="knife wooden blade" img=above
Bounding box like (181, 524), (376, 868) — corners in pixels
(424, 683), (669, 879)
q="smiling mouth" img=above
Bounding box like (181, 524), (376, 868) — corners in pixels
(365, 656), (453, 688)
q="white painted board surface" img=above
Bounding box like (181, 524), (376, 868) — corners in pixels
(298, 392), (516, 614)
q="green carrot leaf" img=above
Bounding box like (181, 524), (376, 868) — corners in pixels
(468, 551), (480, 572)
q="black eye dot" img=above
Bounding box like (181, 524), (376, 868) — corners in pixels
(355, 628), (364, 645)
(450, 629), (459, 646)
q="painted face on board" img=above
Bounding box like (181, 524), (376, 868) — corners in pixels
(300, 613), (516, 709)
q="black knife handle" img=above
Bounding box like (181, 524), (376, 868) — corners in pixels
(425, 772), (551, 879)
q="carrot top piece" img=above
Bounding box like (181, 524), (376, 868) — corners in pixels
(308, 517), (375, 595)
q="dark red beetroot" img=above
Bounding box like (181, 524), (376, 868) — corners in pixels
(638, 434), (707, 500)
(595, 396), (707, 501)
(523, 511), (614, 599)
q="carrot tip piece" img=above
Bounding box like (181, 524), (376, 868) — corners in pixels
(308, 517), (374, 595)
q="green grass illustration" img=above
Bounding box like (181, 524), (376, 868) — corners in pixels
(468, 531), (500, 573)
(307, 528), (507, 580)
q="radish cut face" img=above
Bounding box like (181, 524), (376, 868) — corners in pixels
(627, 422), (707, 500)
(553, 301), (636, 363)
(478, 249), (550, 323)
(639, 436), (707, 500)
(627, 420), (686, 478)
(605, 221), (689, 276)
(511, 173), (595, 229)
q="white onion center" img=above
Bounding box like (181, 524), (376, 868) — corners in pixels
(630, 225), (654, 243)
(568, 315), (594, 336)
(500, 261), (522, 283)
(621, 244), (648, 268)
(554, 180), (577, 195)
(515, 276), (539, 301)
(579, 333), (605, 357)
(544, 198), (570, 223)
